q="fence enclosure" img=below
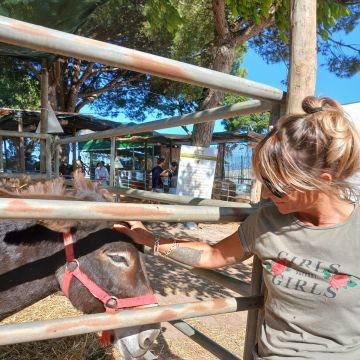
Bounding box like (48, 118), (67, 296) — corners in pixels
(0, 14), (286, 359)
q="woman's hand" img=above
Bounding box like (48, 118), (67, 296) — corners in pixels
(114, 221), (154, 246)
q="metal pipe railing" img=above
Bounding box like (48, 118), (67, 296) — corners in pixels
(0, 16), (284, 102)
(243, 256), (264, 360)
(57, 100), (271, 144)
(107, 186), (253, 208)
(0, 198), (255, 222)
(169, 320), (241, 360)
(0, 130), (51, 140)
(0, 296), (263, 345)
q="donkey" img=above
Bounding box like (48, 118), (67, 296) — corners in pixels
(0, 174), (160, 359)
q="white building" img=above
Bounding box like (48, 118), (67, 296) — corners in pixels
(343, 101), (360, 197)
(344, 102), (360, 131)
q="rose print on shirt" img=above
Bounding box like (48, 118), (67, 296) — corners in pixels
(264, 259), (291, 276)
(323, 271), (357, 289)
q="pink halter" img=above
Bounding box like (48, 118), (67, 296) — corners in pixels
(62, 232), (158, 345)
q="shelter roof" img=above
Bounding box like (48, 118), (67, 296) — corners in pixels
(0, 0), (107, 60)
(78, 131), (264, 152)
(0, 108), (127, 135)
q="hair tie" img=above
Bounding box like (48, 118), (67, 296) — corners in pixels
(309, 107), (323, 114)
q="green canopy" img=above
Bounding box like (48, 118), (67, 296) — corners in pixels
(79, 139), (145, 152)
(0, 0), (107, 59)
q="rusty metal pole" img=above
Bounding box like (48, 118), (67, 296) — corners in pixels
(16, 112), (25, 173)
(54, 136), (60, 177)
(0, 15), (284, 102)
(58, 101), (272, 145)
(0, 198), (254, 222)
(40, 58), (48, 173)
(243, 256), (264, 360)
(110, 137), (116, 186)
(0, 296), (262, 345)
(0, 136), (3, 173)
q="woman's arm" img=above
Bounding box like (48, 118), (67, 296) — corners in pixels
(115, 222), (250, 269)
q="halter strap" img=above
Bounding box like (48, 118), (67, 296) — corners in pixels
(61, 232), (158, 311)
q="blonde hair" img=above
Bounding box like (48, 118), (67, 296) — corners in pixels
(253, 96), (360, 200)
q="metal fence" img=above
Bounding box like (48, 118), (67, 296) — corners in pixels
(0, 14), (281, 359)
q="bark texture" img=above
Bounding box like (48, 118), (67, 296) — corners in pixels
(192, 0), (276, 147)
(286, 0), (317, 114)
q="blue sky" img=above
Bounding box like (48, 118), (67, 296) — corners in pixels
(82, 26), (359, 135)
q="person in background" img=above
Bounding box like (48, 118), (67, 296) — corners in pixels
(151, 157), (165, 192)
(95, 160), (109, 185)
(161, 161), (178, 194)
(59, 156), (72, 179)
(73, 159), (85, 175)
(116, 96), (360, 360)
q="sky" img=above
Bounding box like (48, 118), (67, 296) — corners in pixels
(81, 25), (360, 135)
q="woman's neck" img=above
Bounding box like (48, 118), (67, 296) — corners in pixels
(295, 196), (355, 227)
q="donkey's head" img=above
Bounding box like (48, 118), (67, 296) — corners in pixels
(55, 227), (160, 359)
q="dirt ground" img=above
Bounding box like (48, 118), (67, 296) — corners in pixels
(0, 222), (253, 360)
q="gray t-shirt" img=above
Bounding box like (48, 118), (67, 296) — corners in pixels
(239, 203), (360, 360)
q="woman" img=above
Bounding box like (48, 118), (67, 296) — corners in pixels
(161, 161), (178, 194)
(116, 96), (360, 359)
(95, 161), (109, 185)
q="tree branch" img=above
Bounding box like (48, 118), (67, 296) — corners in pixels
(212, 0), (230, 40)
(22, 61), (41, 81)
(78, 73), (142, 99)
(232, 6), (276, 47)
(321, 34), (360, 53)
(77, 62), (95, 88)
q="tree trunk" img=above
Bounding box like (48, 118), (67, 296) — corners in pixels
(191, 43), (235, 147)
(286, 0), (317, 114)
(48, 59), (67, 111)
(215, 143), (225, 179)
(191, 0), (275, 147)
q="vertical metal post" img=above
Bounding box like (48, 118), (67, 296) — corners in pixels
(0, 136), (3, 173)
(40, 58), (48, 173)
(17, 113), (25, 172)
(54, 136), (60, 177)
(3, 139), (8, 170)
(71, 135), (77, 167)
(169, 139), (173, 164)
(243, 256), (263, 360)
(45, 136), (52, 178)
(152, 144), (155, 167)
(144, 140), (148, 190)
(110, 137), (116, 186)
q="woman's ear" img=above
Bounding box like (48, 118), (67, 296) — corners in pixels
(320, 173), (333, 183)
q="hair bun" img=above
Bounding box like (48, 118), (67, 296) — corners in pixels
(302, 96), (341, 114)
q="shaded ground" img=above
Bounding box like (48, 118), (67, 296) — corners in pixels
(0, 222), (252, 360)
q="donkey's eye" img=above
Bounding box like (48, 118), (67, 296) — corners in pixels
(107, 254), (129, 267)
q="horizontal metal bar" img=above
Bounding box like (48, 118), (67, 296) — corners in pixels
(0, 173), (51, 179)
(169, 320), (241, 360)
(107, 186), (253, 208)
(0, 296), (262, 345)
(58, 100), (272, 144)
(0, 198), (255, 222)
(0, 130), (51, 139)
(0, 16), (284, 102)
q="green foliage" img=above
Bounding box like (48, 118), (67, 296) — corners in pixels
(144, 0), (183, 33)
(248, 0), (359, 78)
(221, 95), (270, 133)
(0, 57), (40, 109)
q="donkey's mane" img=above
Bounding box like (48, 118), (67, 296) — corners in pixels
(0, 173), (114, 233)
